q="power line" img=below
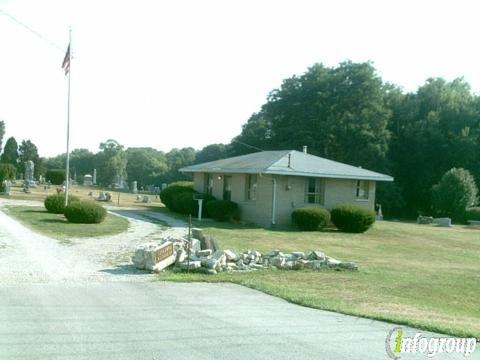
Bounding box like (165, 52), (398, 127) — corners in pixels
(0, 9), (66, 54)
(232, 139), (265, 152)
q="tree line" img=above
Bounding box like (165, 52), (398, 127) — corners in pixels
(2, 60), (480, 217)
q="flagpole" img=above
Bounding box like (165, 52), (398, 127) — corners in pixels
(64, 27), (72, 207)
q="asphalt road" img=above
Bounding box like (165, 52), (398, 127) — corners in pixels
(0, 201), (477, 359)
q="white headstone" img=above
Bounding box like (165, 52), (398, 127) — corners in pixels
(93, 169), (97, 185)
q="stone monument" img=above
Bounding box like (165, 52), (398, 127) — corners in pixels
(24, 161), (34, 183)
(132, 181), (138, 194)
(93, 169), (97, 185)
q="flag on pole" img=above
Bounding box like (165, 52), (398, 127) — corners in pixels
(62, 44), (70, 75)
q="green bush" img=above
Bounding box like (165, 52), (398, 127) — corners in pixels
(432, 168), (478, 222)
(466, 207), (480, 221)
(331, 204), (376, 233)
(0, 163), (16, 183)
(64, 200), (107, 224)
(160, 181), (194, 211)
(291, 207), (330, 231)
(172, 191), (197, 215)
(205, 200), (240, 222)
(44, 193), (80, 214)
(45, 169), (66, 185)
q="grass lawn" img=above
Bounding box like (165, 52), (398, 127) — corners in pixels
(160, 217), (480, 338)
(5, 206), (129, 242)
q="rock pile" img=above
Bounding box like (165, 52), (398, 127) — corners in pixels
(132, 232), (358, 274)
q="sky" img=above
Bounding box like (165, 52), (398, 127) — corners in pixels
(0, 0), (479, 157)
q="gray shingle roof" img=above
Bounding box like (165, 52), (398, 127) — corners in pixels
(180, 150), (393, 181)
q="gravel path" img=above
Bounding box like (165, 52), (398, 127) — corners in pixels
(0, 199), (188, 284)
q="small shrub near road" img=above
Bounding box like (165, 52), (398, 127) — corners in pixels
(44, 194), (80, 214)
(291, 207), (330, 231)
(64, 200), (107, 224)
(466, 207), (480, 221)
(205, 200), (240, 222)
(331, 204), (376, 233)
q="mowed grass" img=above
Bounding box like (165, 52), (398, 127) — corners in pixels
(160, 219), (480, 338)
(5, 206), (129, 241)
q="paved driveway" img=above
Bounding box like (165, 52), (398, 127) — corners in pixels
(0, 200), (476, 359)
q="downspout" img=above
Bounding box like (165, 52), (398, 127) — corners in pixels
(271, 176), (277, 226)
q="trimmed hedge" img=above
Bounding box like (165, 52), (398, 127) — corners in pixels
(64, 200), (107, 224)
(45, 169), (66, 185)
(205, 200), (240, 222)
(44, 193), (80, 214)
(291, 207), (330, 231)
(331, 204), (376, 233)
(466, 207), (480, 221)
(160, 182), (194, 211)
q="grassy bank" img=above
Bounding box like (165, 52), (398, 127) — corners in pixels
(160, 219), (480, 338)
(5, 206), (129, 241)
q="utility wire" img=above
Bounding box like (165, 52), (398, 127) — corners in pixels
(232, 139), (265, 152)
(0, 9), (66, 54)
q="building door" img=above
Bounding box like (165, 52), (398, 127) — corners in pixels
(223, 175), (232, 201)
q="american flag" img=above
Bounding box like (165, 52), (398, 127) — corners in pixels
(62, 44), (70, 75)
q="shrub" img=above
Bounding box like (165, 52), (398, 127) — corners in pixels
(466, 207), (480, 221)
(172, 191), (197, 215)
(44, 193), (80, 214)
(45, 169), (66, 185)
(205, 200), (240, 222)
(160, 181), (194, 211)
(331, 204), (376, 233)
(64, 200), (107, 224)
(432, 168), (478, 222)
(0, 163), (16, 183)
(291, 207), (330, 231)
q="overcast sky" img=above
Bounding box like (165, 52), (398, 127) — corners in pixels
(0, 0), (479, 157)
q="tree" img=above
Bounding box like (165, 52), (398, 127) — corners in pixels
(70, 149), (95, 179)
(432, 168), (478, 222)
(0, 120), (5, 154)
(0, 163), (16, 182)
(126, 148), (168, 187)
(18, 140), (40, 177)
(94, 139), (127, 186)
(160, 147), (196, 184)
(195, 144), (228, 164)
(0, 137), (18, 167)
(230, 61), (391, 171)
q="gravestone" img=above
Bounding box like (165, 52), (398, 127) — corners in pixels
(98, 192), (107, 201)
(93, 169), (97, 185)
(24, 161), (34, 182)
(142, 195), (150, 203)
(2, 180), (11, 195)
(433, 217), (452, 227)
(132, 181), (138, 194)
(83, 174), (93, 186)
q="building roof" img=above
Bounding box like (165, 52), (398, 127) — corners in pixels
(180, 150), (393, 182)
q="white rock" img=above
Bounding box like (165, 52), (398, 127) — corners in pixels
(224, 250), (237, 261)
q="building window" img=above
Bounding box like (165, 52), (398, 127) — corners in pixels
(304, 178), (324, 204)
(204, 173), (213, 195)
(223, 175), (232, 201)
(245, 174), (257, 201)
(356, 180), (369, 200)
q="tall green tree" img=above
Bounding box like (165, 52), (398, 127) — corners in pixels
(94, 139), (127, 186)
(0, 136), (18, 167)
(18, 139), (40, 177)
(0, 120), (5, 154)
(126, 147), (168, 187)
(230, 61), (391, 171)
(195, 144), (228, 164)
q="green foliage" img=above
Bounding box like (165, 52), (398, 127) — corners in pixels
(44, 194), (80, 214)
(432, 168), (478, 222)
(171, 191), (197, 215)
(291, 207), (330, 231)
(0, 137), (18, 166)
(466, 207), (480, 221)
(0, 163), (16, 182)
(195, 144), (228, 164)
(331, 204), (376, 233)
(160, 147), (196, 184)
(64, 200), (107, 224)
(0, 120), (4, 153)
(18, 139), (40, 177)
(95, 139), (127, 186)
(160, 181), (194, 211)
(45, 169), (66, 185)
(205, 200), (240, 222)
(126, 147), (168, 187)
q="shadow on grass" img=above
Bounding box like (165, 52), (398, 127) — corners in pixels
(19, 209), (49, 214)
(109, 209), (168, 226)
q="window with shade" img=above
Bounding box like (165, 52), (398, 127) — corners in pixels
(356, 180), (369, 200)
(245, 174), (257, 201)
(304, 178), (325, 204)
